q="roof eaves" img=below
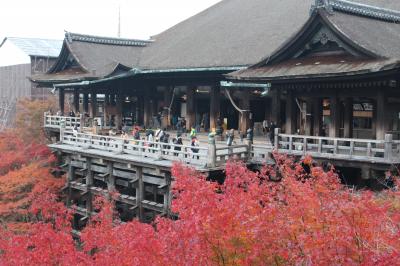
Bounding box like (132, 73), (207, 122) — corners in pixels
(312, 0), (400, 23)
(65, 31), (152, 47)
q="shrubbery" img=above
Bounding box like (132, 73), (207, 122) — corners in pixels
(0, 152), (399, 265)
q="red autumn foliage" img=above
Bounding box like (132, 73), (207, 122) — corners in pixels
(1, 152), (400, 265)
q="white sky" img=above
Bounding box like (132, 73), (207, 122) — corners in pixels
(0, 0), (221, 41)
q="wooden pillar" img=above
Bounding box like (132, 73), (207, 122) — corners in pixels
(376, 90), (387, 140)
(305, 98), (313, 136)
(239, 90), (251, 134)
(85, 158), (94, 215)
(162, 87), (173, 129)
(163, 172), (172, 217)
(343, 97), (353, 138)
(90, 90), (97, 118)
(83, 93), (89, 114)
(115, 91), (124, 130)
(313, 98), (323, 136)
(264, 98), (272, 121)
(329, 95), (341, 138)
(271, 88), (282, 127)
(285, 89), (297, 134)
(210, 86), (221, 130)
(66, 156), (74, 207)
(107, 162), (115, 192)
(186, 87), (196, 129)
(59, 88), (65, 115)
(73, 88), (80, 113)
(137, 94), (144, 126)
(136, 167), (144, 222)
(143, 90), (151, 127)
(103, 92), (109, 127)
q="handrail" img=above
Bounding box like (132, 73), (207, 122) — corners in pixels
(275, 128), (400, 163)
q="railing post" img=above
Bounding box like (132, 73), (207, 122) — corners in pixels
(303, 137), (307, 155)
(384, 134), (393, 161)
(245, 128), (253, 161)
(274, 128), (280, 151)
(318, 138), (322, 153)
(289, 136), (293, 153)
(59, 120), (65, 144)
(333, 139), (338, 154)
(158, 143), (163, 160)
(119, 139), (125, 154)
(207, 132), (217, 168)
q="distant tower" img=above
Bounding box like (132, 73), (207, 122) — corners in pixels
(118, 4), (121, 38)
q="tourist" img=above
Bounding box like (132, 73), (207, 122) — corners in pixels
(72, 125), (79, 137)
(173, 133), (183, 156)
(69, 110), (75, 117)
(133, 126), (141, 140)
(269, 121), (276, 145)
(176, 118), (183, 135)
(190, 126), (197, 139)
(121, 131), (129, 140)
(181, 117), (187, 133)
(191, 136), (200, 159)
(262, 119), (268, 136)
(155, 128), (165, 142)
(226, 129), (235, 146)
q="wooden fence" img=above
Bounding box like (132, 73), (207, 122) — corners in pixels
(273, 128), (400, 164)
(60, 129), (250, 168)
(47, 115), (400, 166)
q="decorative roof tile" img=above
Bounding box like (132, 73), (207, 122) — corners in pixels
(312, 0), (400, 22)
(65, 32), (152, 47)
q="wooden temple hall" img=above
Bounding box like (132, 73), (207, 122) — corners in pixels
(32, 0), (400, 224)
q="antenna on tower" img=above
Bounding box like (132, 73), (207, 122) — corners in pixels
(117, 4), (121, 37)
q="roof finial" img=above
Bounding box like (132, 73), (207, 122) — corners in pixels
(310, 0), (333, 15)
(117, 4), (121, 38)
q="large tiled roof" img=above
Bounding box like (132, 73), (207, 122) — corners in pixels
(33, 0), (400, 84)
(228, 0), (400, 81)
(1, 37), (62, 57)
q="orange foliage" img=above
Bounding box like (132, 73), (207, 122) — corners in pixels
(1, 154), (399, 265)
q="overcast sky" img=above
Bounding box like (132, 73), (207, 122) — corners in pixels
(0, 0), (221, 41)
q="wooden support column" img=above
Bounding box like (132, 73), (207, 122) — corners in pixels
(136, 167), (144, 222)
(115, 91), (124, 130)
(143, 90), (151, 128)
(66, 156), (74, 207)
(107, 162), (115, 192)
(376, 90), (387, 140)
(73, 88), (80, 113)
(90, 90), (97, 118)
(163, 172), (172, 217)
(264, 98), (272, 122)
(162, 87), (173, 129)
(239, 90), (251, 134)
(83, 93), (89, 114)
(329, 95), (341, 138)
(271, 88), (282, 127)
(312, 98), (323, 136)
(285, 89), (297, 134)
(103, 92), (109, 127)
(59, 88), (65, 115)
(85, 158), (94, 215)
(186, 87), (196, 130)
(305, 98), (313, 136)
(343, 97), (353, 138)
(210, 85), (221, 130)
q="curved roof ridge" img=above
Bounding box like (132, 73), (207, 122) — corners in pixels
(65, 32), (152, 47)
(313, 0), (400, 23)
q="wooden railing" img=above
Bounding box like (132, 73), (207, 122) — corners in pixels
(273, 128), (400, 164)
(61, 130), (209, 167)
(44, 114), (81, 129)
(58, 129), (253, 168)
(48, 111), (400, 167)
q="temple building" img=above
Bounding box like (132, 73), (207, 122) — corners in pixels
(33, 0), (400, 223)
(226, 0), (400, 141)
